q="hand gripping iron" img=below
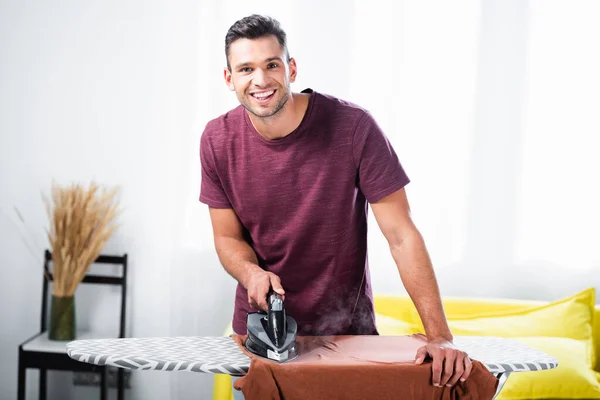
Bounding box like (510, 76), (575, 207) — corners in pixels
(245, 291), (298, 363)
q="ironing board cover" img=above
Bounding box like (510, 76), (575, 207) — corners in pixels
(66, 335), (558, 375)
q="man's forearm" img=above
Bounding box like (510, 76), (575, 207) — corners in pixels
(390, 231), (453, 341)
(214, 236), (263, 289)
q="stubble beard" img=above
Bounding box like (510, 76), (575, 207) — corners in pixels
(240, 86), (291, 120)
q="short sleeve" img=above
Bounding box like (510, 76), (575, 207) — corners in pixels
(352, 111), (410, 203)
(199, 132), (232, 208)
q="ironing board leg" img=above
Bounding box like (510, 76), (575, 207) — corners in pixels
(492, 372), (509, 400)
(17, 355), (25, 400)
(39, 368), (47, 400)
(99, 367), (108, 400)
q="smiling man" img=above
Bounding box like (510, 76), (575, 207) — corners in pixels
(199, 14), (472, 395)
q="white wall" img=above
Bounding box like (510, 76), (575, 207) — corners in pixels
(0, 0), (207, 398)
(1, 1), (599, 399)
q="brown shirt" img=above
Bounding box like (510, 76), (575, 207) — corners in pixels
(232, 334), (498, 400)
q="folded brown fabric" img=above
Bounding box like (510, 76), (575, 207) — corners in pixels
(232, 334), (498, 400)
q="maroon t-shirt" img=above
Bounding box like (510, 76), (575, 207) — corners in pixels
(199, 88), (410, 336)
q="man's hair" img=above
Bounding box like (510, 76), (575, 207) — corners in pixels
(225, 14), (290, 71)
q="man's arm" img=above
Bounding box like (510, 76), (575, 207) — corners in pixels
(208, 207), (285, 311)
(370, 188), (451, 340)
(208, 207), (261, 286)
(370, 188), (471, 387)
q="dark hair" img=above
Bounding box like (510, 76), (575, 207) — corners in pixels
(225, 14), (290, 71)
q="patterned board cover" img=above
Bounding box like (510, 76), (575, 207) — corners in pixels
(66, 335), (558, 375)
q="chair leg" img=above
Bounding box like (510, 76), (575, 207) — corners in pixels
(39, 369), (47, 400)
(18, 354), (25, 400)
(99, 367), (108, 400)
(117, 368), (124, 400)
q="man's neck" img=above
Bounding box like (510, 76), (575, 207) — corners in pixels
(247, 92), (310, 141)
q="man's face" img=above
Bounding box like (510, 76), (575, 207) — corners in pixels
(224, 35), (297, 119)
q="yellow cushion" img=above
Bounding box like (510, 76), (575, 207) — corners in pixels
(496, 337), (600, 399)
(440, 299), (539, 319)
(374, 296), (420, 323)
(441, 288), (596, 367)
(375, 313), (421, 336)
(444, 287), (594, 336)
(427, 288), (598, 400)
(385, 288), (598, 399)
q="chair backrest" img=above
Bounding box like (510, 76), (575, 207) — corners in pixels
(41, 249), (128, 338)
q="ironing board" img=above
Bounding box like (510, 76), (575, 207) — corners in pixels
(66, 335), (558, 398)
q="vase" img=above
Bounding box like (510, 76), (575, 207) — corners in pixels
(49, 295), (75, 340)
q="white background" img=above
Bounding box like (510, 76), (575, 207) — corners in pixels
(1, 0), (599, 399)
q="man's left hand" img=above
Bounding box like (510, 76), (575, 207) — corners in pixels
(413, 334), (472, 387)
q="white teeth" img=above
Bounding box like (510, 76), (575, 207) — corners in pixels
(252, 90), (274, 99)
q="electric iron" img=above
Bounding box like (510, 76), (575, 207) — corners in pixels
(245, 291), (298, 363)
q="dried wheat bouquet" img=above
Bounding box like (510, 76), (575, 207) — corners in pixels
(43, 181), (120, 297)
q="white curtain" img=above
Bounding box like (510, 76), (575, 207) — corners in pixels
(164, 0), (600, 398)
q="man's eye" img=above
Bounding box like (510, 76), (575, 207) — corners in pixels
(240, 67), (252, 73)
(268, 63), (278, 68)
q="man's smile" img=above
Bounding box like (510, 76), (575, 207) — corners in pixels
(250, 89), (276, 103)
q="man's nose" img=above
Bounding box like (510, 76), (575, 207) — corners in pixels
(252, 68), (269, 87)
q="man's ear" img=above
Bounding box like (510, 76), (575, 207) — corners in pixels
(224, 67), (235, 91)
(288, 57), (297, 83)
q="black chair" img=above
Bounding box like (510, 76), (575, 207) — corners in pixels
(18, 249), (128, 400)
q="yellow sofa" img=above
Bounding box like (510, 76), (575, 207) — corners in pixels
(213, 288), (600, 399)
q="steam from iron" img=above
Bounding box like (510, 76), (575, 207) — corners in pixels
(299, 286), (376, 336)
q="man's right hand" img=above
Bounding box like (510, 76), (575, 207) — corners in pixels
(245, 270), (285, 312)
